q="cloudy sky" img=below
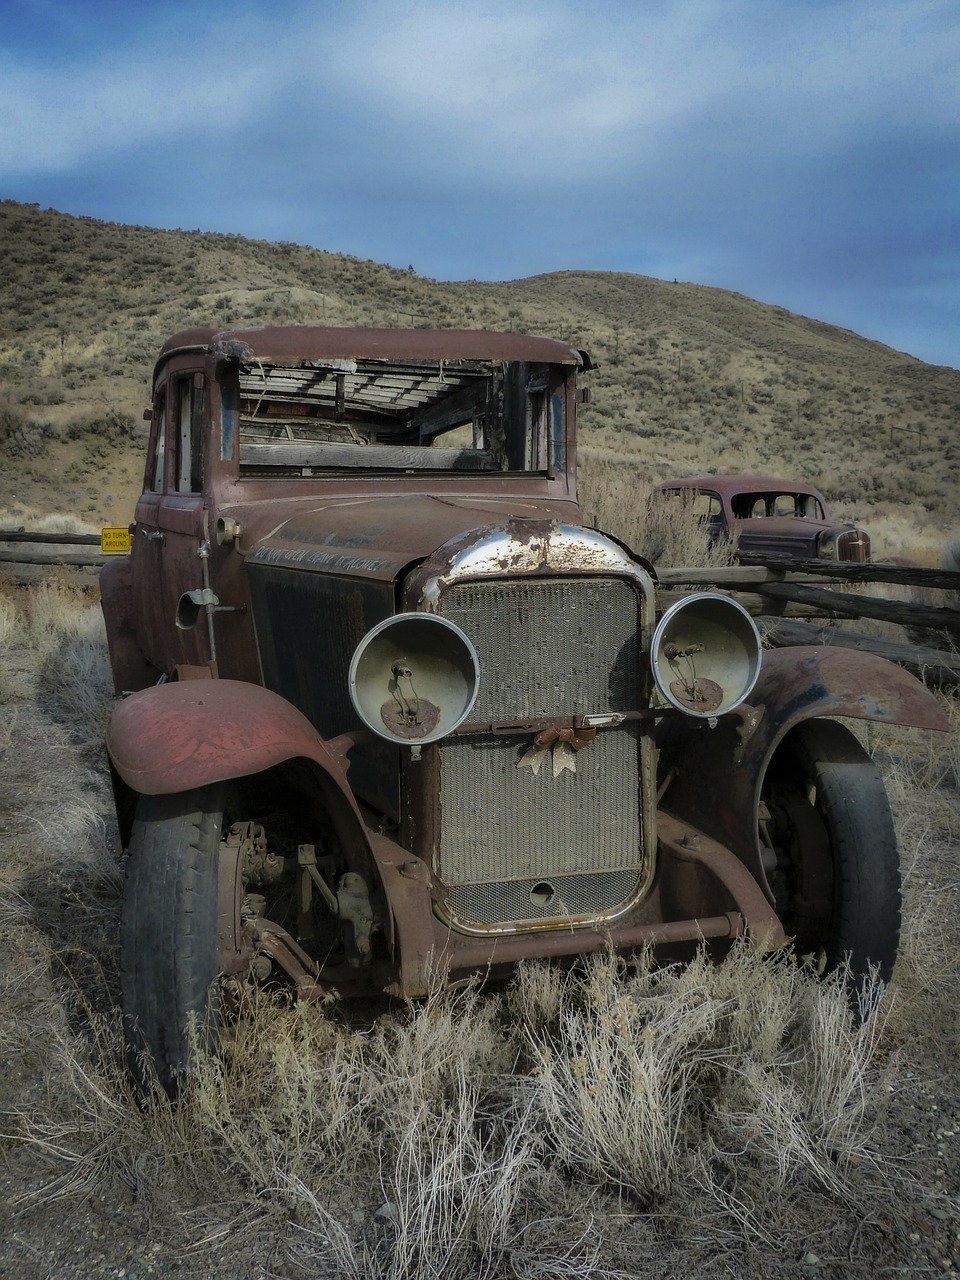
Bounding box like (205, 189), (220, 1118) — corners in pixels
(2, 0), (957, 368)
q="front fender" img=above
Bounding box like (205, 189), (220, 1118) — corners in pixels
(107, 678), (355, 797)
(106, 678), (397, 953)
(657, 645), (948, 875)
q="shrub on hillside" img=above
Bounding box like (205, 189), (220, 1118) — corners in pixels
(0, 401), (54, 457)
(65, 409), (138, 444)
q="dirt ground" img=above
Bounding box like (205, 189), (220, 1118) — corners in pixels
(0, 610), (959, 1280)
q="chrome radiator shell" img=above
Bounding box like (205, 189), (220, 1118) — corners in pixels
(404, 526), (658, 934)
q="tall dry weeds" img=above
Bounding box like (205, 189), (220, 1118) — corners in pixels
(2, 561), (958, 1276)
(578, 453), (737, 568)
(7, 947), (898, 1278)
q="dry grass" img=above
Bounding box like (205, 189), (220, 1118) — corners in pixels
(9, 951), (895, 1279)
(578, 453), (737, 568)
(1, 547), (959, 1274)
(11, 580), (114, 743)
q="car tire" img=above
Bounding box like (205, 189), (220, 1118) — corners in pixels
(760, 718), (900, 987)
(120, 787), (229, 1095)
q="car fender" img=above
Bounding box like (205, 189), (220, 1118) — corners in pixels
(107, 677), (401, 953)
(657, 645), (948, 881)
(106, 677), (356, 793)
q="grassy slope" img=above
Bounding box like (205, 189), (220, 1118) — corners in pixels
(1, 199), (957, 546)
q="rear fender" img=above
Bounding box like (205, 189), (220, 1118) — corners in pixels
(657, 645), (948, 881)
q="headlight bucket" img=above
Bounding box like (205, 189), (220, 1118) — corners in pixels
(651, 592), (762, 718)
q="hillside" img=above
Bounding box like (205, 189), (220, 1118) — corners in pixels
(1, 200), (958, 544)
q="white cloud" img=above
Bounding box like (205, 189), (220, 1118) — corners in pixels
(0, 9), (288, 172)
(2, 0), (956, 182)
(309, 0), (960, 176)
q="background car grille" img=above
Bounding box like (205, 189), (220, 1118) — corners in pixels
(837, 528), (871, 562)
(437, 576), (645, 929)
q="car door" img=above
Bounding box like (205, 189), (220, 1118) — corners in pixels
(132, 367), (212, 673)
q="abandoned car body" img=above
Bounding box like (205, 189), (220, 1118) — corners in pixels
(657, 474), (871, 562)
(101, 327), (947, 1088)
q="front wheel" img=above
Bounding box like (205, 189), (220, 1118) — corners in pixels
(759, 718), (900, 987)
(120, 787), (233, 1094)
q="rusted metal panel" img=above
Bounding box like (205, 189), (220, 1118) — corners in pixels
(107, 678), (354, 796)
(246, 496), (582, 584)
(658, 474), (870, 563)
(753, 646), (949, 732)
(656, 644), (949, 877)
(156, 326), (587, 376)
(108, 324), (943, 1039)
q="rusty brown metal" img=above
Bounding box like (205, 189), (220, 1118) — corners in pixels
(156, 326), (588, 378)
(107, 678), (351, 795)
(656, 811), (787, 946)
(655, 644), (949, 884)
(658, 474), (871, 562)
(108, 324), (944, 1043)
(247, 498), (582, 585)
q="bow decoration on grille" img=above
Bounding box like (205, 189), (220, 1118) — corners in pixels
(517, 726), (597, 777)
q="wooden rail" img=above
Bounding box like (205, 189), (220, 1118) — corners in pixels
(659, 552), (960, 688)
(2, 532), (958, 682)
(0, 528), (108, 583)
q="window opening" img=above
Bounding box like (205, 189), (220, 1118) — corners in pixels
(229, 356), (564, 477)
(150, 393), (166, 491)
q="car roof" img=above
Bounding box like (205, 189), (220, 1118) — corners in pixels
(155, 326), (591, 375)
(659, 474), (826, 499)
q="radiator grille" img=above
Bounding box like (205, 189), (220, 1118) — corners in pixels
(837, 528), (870, 563)
(442, 577), (640, 721)
(443, 870), (642, 928)
(437, 577), (644, 926)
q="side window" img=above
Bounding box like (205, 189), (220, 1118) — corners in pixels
(690, 491), (721, 521)
(175, 375), (204, 493)
(150, 393), (167, 491)
(773, 494), (798, 516)
(220, 376), (238, 462)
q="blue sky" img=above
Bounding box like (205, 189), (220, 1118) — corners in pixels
(2, 0), (958, 368)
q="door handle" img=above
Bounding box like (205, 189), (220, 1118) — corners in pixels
(140, 528), (164, 542)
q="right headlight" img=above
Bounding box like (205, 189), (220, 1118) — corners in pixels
(651, 592), (762, 718)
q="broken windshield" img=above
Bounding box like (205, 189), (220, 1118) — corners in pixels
(221, 355), (565, 476)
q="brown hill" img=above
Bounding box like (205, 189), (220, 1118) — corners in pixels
(0, 200), (957, 547)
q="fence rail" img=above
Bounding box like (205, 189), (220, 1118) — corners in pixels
(659, 552), (960, 688)
(0, 528), (110, 581)
(3, 531), (958, 683)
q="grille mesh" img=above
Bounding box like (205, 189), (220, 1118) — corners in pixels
(442, 577), (641, 721)
(837, 528), (870, 562)
(437, 576), (644, 924)
(443, 869), (642, 928)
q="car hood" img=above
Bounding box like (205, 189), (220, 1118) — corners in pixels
(245, 493), (584, 583)
(735, 516), (835, 555)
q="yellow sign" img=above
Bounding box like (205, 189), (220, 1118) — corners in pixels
(100, 526), (132, 554)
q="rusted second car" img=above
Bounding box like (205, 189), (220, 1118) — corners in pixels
(658, 475), (871, 562)
(101, 327), (946, 1088)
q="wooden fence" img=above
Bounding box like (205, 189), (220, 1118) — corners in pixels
(0, 528), (109, 585)
(3, 530), (960, 684)
(658, 555), (960, 688)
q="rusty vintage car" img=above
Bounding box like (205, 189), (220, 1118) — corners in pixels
(657, 474), (871, 562)
(101, 326), (946, 1089)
